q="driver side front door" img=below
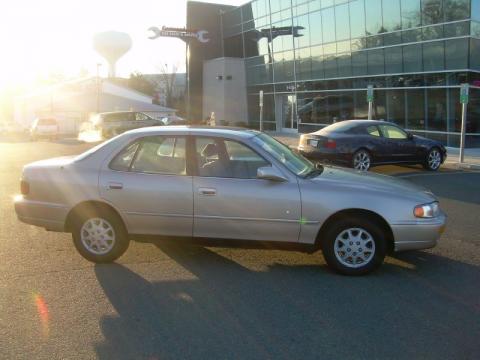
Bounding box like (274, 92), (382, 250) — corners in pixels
(379, 124), (417, 162)
(192, 136), (302, 243)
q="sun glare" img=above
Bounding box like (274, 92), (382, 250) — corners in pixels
(0, 0), (197, 91)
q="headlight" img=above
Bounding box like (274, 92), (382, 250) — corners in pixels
(414, 202), (440, 218)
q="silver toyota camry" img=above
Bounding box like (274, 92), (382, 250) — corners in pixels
(14, 127), (446, 275)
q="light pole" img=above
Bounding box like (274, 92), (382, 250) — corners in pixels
(96, 63), (102, 113)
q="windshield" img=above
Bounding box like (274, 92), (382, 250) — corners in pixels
(252, 133), (316, 177)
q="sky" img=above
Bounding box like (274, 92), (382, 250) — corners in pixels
(0, 0), (245, 90)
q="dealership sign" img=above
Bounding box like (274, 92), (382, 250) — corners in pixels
(148, 26), (209, 43)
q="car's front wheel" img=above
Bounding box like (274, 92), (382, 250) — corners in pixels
(423, 147), (442, 171)
(352, 149), (371, 171)
(72, 209), (129, 263)
(322, 217), (387, 275)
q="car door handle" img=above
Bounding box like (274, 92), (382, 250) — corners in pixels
(198, 187), (216, 196)
(108, 182), (123, 190)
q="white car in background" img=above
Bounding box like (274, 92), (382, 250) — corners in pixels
(30, 118), (59, 141)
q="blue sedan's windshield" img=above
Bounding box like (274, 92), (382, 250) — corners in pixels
(252, 133), (316, 177)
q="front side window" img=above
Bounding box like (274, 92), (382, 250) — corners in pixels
(380, 125), (408, 139)
(131, 136), (186, 175)
(195, 137), (269, 179)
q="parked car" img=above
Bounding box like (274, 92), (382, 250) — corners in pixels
(160, 115), (186, 126)
(15, 126), (446, 275)
(298, 120), (447, 171)
(90, 111), (163, 138)
(30, 118), (59, 141)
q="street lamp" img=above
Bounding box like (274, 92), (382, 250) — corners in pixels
(96, 63), (102, 113)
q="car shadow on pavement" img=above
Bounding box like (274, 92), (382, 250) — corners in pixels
(94, 244), (480, 360)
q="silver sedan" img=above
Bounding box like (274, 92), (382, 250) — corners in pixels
(14, 127), (446, 275)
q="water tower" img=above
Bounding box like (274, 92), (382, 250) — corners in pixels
(93, 31), (132, 78)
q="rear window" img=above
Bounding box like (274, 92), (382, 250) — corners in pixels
(103, 113), (134, 122)
(38, 118), (57, 126)
(320, 121), (358, 133)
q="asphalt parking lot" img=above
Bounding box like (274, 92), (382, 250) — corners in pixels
(0, 138), (479, 360)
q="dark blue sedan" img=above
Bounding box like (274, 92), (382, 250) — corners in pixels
(298, 120), (447, 171)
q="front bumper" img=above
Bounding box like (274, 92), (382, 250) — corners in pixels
(14, 196), (68, 232)
(391, 212), (447, 252)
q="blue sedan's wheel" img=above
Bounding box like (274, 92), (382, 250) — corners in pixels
(423, 147), (442, 171)
(322, 217), (387, 275)
(352, 150), (371, 171)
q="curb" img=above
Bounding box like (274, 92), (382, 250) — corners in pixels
(445, 162), (480, 170)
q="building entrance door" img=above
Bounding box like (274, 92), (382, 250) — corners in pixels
(275, 94), (297, 133)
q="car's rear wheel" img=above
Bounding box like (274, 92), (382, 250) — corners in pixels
(352, 149), (371, 171)
(72, 209), (129, 263)
(322, 217), (387, 275)
(423, 147), (442, 171)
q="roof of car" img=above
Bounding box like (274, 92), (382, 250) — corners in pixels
(335, 120), (391, 125)
(125, 125), (262, 139)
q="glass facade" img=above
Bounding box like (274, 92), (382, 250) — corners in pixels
(222, 0), (480, 147)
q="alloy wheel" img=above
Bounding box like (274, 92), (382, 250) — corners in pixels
(353, 151), (371, 171)
(428, 149), (441, 170)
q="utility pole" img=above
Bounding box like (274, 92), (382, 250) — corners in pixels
(186, 43), (191, 123)
(367, 85), (374, 120)
(259, 90), (264, 131)
(96, 63), (102, 113)
(459, 83), (469, 163)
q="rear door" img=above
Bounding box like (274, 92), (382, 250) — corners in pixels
(192, 136), (301, 242)
(99, 135), (193, 236)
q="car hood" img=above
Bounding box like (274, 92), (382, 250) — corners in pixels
(311, 166), (436, 202)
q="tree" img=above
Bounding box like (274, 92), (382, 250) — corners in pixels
(156, 63), (179, 109)
(127, 72), (156, 96)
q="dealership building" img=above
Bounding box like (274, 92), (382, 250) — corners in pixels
(187, 0), (480, 147)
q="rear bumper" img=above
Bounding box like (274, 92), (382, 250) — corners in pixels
(298, 146), (351, 164)
(391, 213), (446, 252)
(14, 196), (68, 232)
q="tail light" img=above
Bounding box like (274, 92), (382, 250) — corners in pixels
(20, 180), (29, 195)
(324, 139), (336, 149)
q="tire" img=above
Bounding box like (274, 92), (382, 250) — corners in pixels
(352, 149), (371, 171)
(322, 217), (387, 275)
(71, 208), (129, 263)
(423, 147), (442, 171)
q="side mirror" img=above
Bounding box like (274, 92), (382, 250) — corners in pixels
(407, 132), (414, 140)
(257, 166), (288, 182)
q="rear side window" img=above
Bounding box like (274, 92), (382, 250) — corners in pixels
(110, 142), (140, 171)
(131, 136), (186, 175)
(135, 113), (150, 121)
(104, 113), (134, 122)
(366, 126), (380, 137)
